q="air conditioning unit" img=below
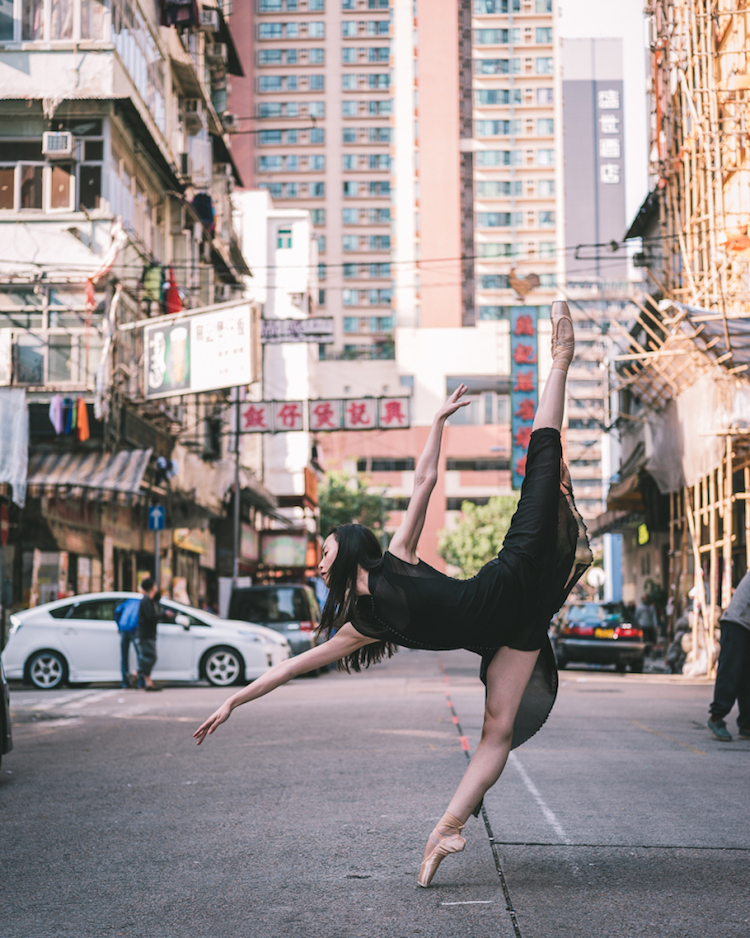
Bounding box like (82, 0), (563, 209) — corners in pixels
(214, 283), (232, 302)
(42, 131), (75, 159)
(179, 152), (192, 179)
(221, 112), (239, 132)
(206, 42), (228, 63)
(199, 8), (219, 30)
(181, 97), (205, 132)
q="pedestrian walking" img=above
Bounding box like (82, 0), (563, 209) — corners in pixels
(135, 578), (161, 692)
(114, 597), (140, 688)
(707, 572), (750, 741)
(195, 302), (592, 887)
(635, 594), (659, 650)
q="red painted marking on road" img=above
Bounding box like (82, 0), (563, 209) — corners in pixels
(452, 716), (459, 724)
(446, 699), (453, 708)
(460, 736), (470, 751)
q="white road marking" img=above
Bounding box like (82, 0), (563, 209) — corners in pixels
(440, 901), (494, 906)
(508, 751), (572, 845)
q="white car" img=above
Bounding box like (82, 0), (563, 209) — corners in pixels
(1, 592), (291, 690)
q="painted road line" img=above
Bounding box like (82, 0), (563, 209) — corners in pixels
(632, 720), (707, 756)
(508, 752), (572, 845)
(441, 900), (494, 906)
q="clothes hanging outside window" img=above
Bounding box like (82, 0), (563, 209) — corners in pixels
(192, 193), (216, 237)
(159, 0), (198, 28)
(49, 394), (64, 434)
(142, 263), (164, 302)
(77, 398), (90, 442)
(164, 266), (183, 315)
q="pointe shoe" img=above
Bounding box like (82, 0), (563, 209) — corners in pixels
(417, 812), (466, 888)
(550, 300), (575, 369)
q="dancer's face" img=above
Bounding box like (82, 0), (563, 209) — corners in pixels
(319, 534), (339, 584)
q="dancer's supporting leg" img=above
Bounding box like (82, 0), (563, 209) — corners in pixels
(418, 301), (574, 888)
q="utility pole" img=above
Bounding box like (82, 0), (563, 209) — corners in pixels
(233, 387), (241, 586)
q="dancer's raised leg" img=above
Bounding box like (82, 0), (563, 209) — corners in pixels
(417, 646), (539, 887)
(532, 300), (574, 433)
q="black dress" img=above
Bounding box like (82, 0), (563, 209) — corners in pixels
(352, 428), (592, 748)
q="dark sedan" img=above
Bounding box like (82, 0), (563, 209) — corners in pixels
(554, 602), (646, 672)
(1, 656), (12, 771)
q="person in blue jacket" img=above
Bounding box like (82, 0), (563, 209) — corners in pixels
(114, 597), (141, 689)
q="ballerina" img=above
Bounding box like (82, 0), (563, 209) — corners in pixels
(194, 300), (591, 887)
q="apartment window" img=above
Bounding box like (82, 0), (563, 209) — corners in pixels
(343, 235), (359, 251)
(369, 154), (389, 170)
(318, 262), (327, 280)
(259, 0), (284, 10)
(536, 58), (554, 75)
(537, 88), (553, 105)
(342, 208), (358, 224)
(342, 154), (357, 170)
(277, 228), (292, 249)
(476, 59), (520, 75)
(475, 89), (521, 106)
(476, 212), (523, 228)
(368, 181), (390, 196)
(343, 181), (358, 196)
(309, 0), (324, 9)
(537, 149), (555, 166)
(474, 29), (509, 44)
(259, 130), (283, 144)
(259, 50), (283, 64)
(369, 262), (391, 278)
(536, 27), (552, 43)
(343, 128), (357, 142)
(1, 0), (108, 41)
(368, 0), (388, 7)
(310, 155), (325, 170)
(539, 211), (555, 227)
(369, 127), (392, 142)
(368, 100), (391, 115)
(539, 273), (556, 286)
(536, 0), (551, 10)
(310, 209), (325, 225)
(475, 149), (522, 167)
(343, 263), (357, 277)
(479, 275), (509, 289)
(369, 316), (393, 331)
(342, 0), (355, 6)
(367, 20), (389, 35)
(369, 47), (389, 62)
(477, 306), (510, 320)
(369, 235), (390, 250)
(342, 74), (357, 90)
(259, 182), (283, 198)
(344, 315), (358, 329)
(368, 74), (389, 89)
(309, 102), (325, 117)
(342, 48), (357, 63)
(357, 457), (415, 471)
(285, 182), (299, 197)
(309, 75), (325, 90)
(369, 289), (392, 305)
(342, 101), (358, 117)
(539, 242), (556, 258)
(538, 179), (555, 196)
(342, 21), (357, 36)
(308, 22), (325, 37)
(476, 120), (521, 137)
(317, 234), (326, 252)
(259, 155), (283, 172)
(476, 244), (511, 257)
(537, 118), (554, 135)
(307, 127), (324, 144)
(310, 182), (325, 196)
(476, 180), (522, 197)
(369, 207), (390, 222)
(473, 0), (520, 11)
(258, 23), (284, 38)
(259, 102), (283, 118)
(309, 48), (325, 63)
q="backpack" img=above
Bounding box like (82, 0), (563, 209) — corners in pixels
(114, 599), (140, 633)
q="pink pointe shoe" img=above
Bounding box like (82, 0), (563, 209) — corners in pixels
(550, 300), (575, 369)
(417, 812), (466, 888)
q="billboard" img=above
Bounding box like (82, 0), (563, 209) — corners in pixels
(238, 397), (411, 433)
(144, 305), (253, 399)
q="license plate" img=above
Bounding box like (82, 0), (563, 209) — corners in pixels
(594, 628), (615, 639)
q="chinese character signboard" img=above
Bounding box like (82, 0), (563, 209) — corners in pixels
(145, 305), (253, 399)
(239, 398), (411, 432)
(261, 317), (334, 344)
(510, 306), (538, 489)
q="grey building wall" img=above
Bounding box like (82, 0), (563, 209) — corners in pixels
(562, 38), (628, 281)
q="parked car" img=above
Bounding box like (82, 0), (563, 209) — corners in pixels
(228, 584), (321, 657)
(554, 602), (646, 672)
(0, 657), (11, 771)
(1, 593), (291, 690)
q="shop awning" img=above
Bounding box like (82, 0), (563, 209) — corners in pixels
(27, 448), (152, 504)
(606, 471), (645, 512)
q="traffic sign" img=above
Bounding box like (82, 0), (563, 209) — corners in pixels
(148, 505), (165, 531)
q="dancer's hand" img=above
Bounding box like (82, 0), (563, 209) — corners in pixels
(435, 385), (470, 422)
(194, 702), (232, 745)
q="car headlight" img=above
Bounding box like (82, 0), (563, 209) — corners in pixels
(8, 615), (21, 638)
(238, 630), (262, 643)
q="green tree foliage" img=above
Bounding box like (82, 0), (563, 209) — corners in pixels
(318, 472), (384, 539)
(438, 495), (520, 578)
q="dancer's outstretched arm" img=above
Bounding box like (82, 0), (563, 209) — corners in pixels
(389, 385), (470, 563)
(193, 624), (378, 744)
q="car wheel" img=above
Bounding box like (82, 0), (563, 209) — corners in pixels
(631, 658), (644, 673)
(202, 647), (245, 687)
(26, 650), (68, 690)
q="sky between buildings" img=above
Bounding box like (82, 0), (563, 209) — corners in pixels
(560, 0), (649, 230)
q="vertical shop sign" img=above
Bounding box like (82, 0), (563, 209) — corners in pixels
(510, 306), (538, 489)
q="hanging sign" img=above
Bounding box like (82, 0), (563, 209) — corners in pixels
(261, 317), (334, 344)
(510, 306), (539, 489)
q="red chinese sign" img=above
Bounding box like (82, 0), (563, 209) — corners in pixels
(510, 307), (539, 488)
(239, 398), (411, 432)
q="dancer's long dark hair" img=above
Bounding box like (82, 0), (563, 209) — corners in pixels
(317, 524), (396, 672)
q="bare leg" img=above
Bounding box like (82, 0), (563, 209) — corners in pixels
(532, 300), (574, 433)
(417, 647), (540, 886)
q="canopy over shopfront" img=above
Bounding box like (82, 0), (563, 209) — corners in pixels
(26, 448), (152, 504)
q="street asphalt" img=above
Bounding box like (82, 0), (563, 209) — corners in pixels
(2, 649), (749, 938)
